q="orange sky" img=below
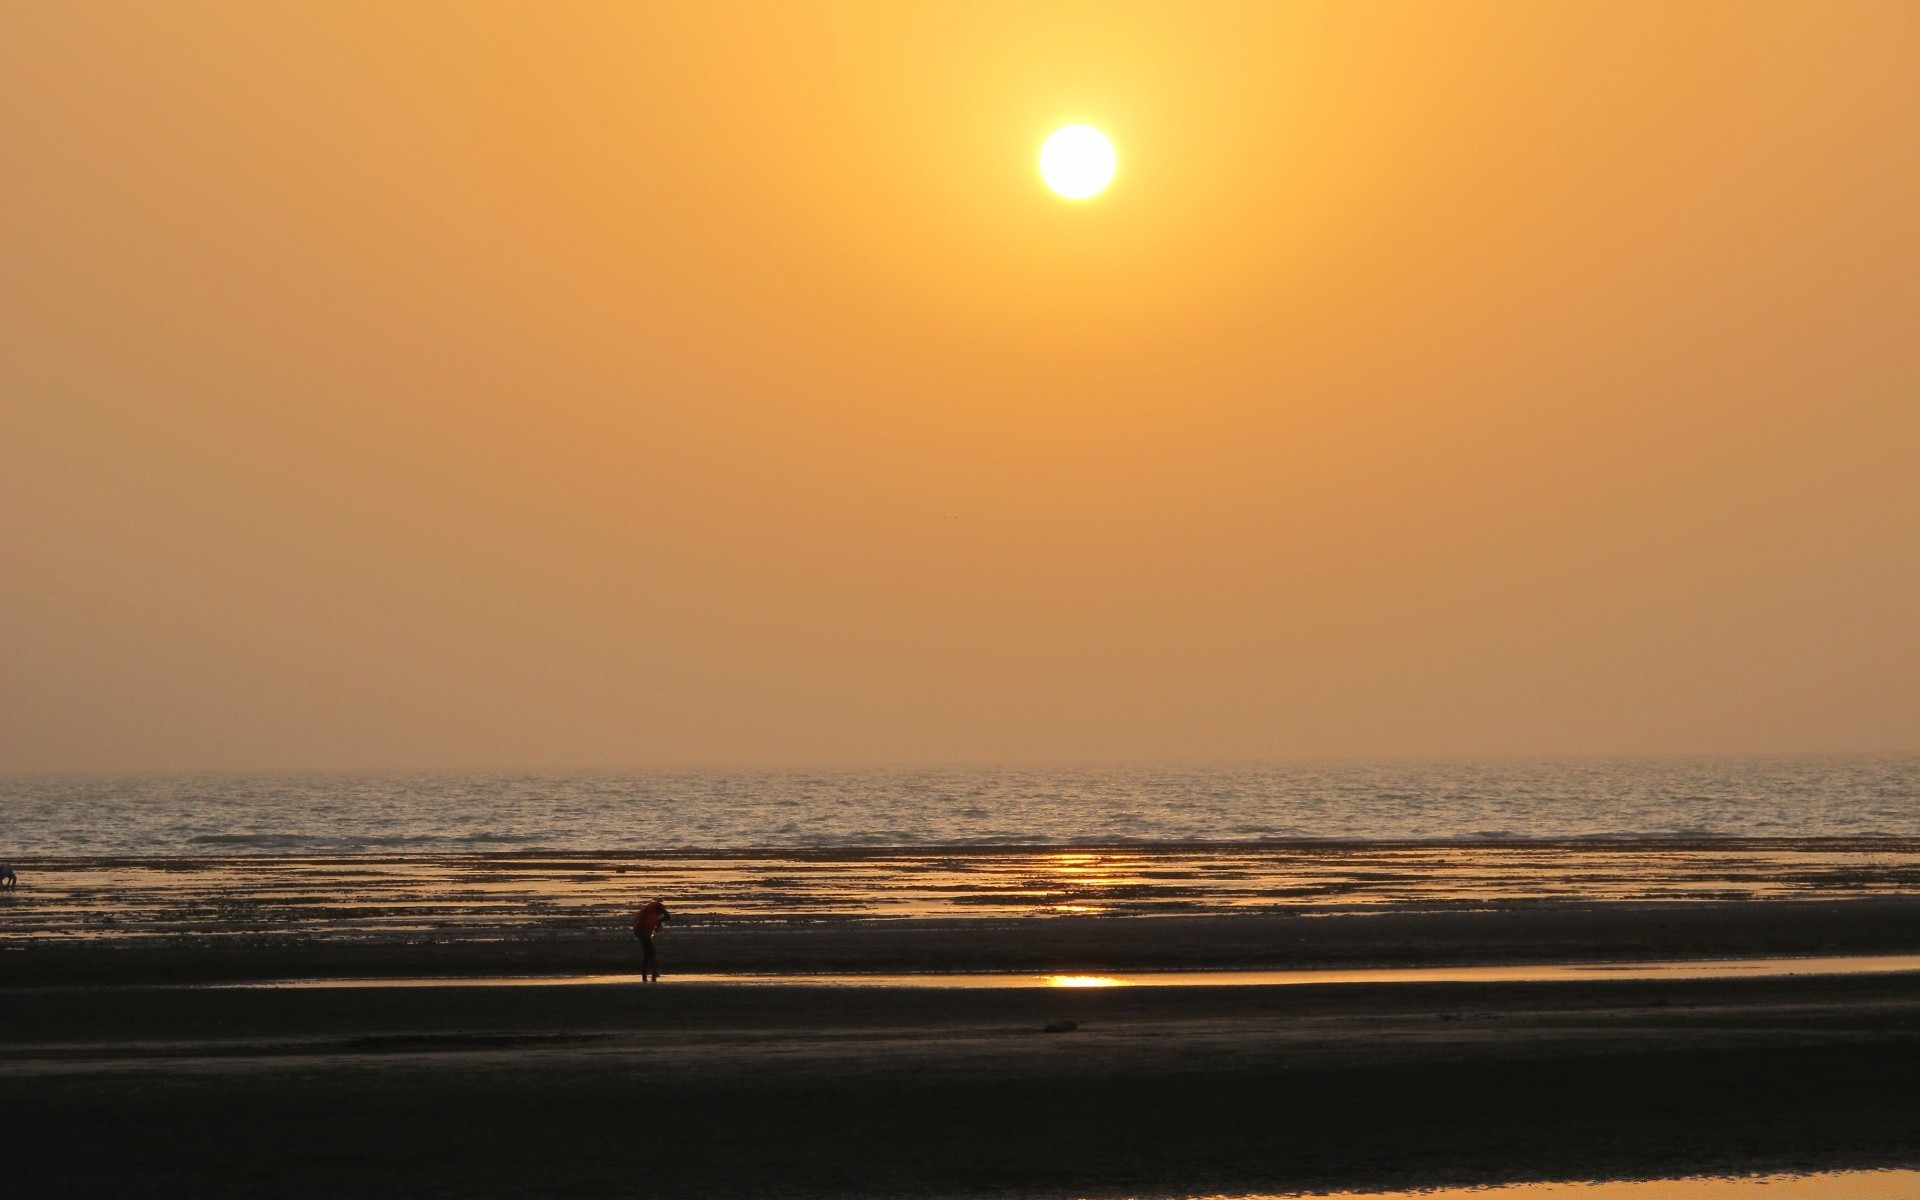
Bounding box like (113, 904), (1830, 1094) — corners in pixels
(2, 1), (1915, 772)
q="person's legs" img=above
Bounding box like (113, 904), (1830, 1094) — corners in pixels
(641, 934), (657, 982)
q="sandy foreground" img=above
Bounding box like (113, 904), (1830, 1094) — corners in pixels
(4, 903), (1920, 1198)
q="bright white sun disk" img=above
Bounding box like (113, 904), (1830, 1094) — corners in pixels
(1039, 125), (1117, 200)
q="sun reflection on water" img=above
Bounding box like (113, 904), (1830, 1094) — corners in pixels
(1044, 974), (1128, 988)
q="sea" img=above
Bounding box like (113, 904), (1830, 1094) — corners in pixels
(4, 757), (1915, 857)
(4, 757), (1918, 945)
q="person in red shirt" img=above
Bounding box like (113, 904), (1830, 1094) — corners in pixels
(632, 899), (672, 982)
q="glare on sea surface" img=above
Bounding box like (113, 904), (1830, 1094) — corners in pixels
(1044, 975), (1127, 988)
(1039, 124), (1117, 199)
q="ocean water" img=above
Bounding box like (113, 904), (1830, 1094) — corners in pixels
(2, 758), (1914, 858)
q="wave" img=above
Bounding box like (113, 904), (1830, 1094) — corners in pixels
(185, 832), (531, 852)
(5, 759), (1911, 857)
(152, 829), (1918, 859)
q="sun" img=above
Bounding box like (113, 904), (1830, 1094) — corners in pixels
(1039, 125), (1117, 200)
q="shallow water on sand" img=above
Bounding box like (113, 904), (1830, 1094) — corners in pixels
(1233, 1168), (1920, 1197)
(7, 840), (1920, 943)
(236, 952), (1920, 990)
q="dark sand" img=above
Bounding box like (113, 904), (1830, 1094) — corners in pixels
(5, 904), (1920, 1198)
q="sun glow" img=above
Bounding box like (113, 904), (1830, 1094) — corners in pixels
(1038, 125), (1117, 200)
(1044, 974), (1128, 988)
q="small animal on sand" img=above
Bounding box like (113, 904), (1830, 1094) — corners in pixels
(632, 899), (672, 982)
(0, 865), (16, 890)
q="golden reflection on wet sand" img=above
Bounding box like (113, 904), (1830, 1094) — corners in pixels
(4, 839), (1918, 945)
(1217, 1167), (1920, 1197)
(240, 953), (1920, 990)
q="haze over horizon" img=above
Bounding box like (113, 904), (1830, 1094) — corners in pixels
(4, 2), (1915, 775)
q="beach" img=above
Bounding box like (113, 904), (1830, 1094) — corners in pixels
(5, 961), (1919, 1197)
(7, 837), (1920, 982)
(6, 855), (1920, 1197)
(6, 836), (1919, 1195)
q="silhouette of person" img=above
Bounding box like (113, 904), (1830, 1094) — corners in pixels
(632, 899), (672, 982)
(0, 864), (16, 890)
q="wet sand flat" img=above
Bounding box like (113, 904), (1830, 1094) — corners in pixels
(12, 896), (1920, 986)
(3, 969), (1918, 1197)
(220, 951), (1920, 990)
(7, 864), (1920, 1196)
(10, 841), (1920, 988)
(8, 839), (1920, 947)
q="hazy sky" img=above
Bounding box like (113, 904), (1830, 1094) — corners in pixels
(3, 2), (1915, 773)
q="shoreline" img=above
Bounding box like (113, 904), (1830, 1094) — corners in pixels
(8, 892), (1919, 1195)
(11, 897), (1920, 986)
(7, 838), (1920, 990)
(15, 831), (1920, 851)
(200, 952), (1920, 991)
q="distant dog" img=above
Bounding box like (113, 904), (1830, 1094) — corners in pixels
(0, 865), (16, 890)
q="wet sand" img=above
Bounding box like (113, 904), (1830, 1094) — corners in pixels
(226, 952), (1920, 991)
(10, 839), (1920, 945)
(6, 858), (1920, 1195)
(3, 967), (1918, 1197)
(12, 896), (1920, 986)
